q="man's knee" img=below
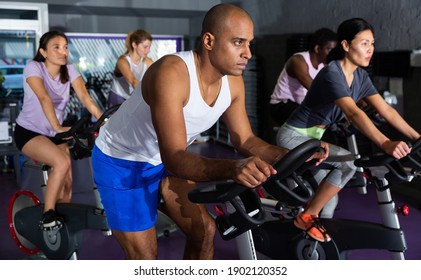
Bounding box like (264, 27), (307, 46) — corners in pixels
(113, 228), (158, 260)
(125, 246), (157, 260)
(187, 213), (216, 242)
(204, 215), (216, 239)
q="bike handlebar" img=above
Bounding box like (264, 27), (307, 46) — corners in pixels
(55, 104), (121, 159)
(188, 139), (322, 240)
(354, 137), (421, 186)
(189, 139), (322, 204)
(55, 104), (120, 140)
(355, 138), (421, 169)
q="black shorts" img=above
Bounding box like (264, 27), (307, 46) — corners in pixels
(14, 123), (67, 151)
(270, 101), (299, 126)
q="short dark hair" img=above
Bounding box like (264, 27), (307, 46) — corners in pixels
(308, 28), (337, 52)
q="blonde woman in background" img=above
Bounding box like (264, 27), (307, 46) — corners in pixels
(107, 29), (153, 107)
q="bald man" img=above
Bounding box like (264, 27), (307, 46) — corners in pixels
(91, 3), (326, 260)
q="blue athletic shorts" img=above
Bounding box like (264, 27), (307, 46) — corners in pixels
(91, 145), (168, 232)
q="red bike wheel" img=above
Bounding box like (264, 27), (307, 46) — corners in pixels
(8, 190), (41, 254)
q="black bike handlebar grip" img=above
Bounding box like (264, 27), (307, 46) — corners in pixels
(354, 154), (394, 168)
(55, 114), (91, 139)
(188, 181), (248, 203)
(356, 138), (421, 171)
(270, 139), (321, 181)
(188, 139), (321, 204)
(410, 137), (421, 152)
(263, 139), (320, 201)
(54, 130), (72, 140)
(55, 104), (121, 140)
(399, 137), (421, 170)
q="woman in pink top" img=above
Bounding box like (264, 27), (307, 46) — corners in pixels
(14, 31), (102, 230)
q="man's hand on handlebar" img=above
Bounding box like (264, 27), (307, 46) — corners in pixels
(234, 156), (277, 189)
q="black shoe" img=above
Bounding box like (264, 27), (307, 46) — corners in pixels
(40, 209), (63, 231)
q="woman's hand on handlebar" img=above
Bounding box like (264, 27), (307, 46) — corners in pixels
(233, 156), (277, 188)
(381, 140), (411, 159)
(55, 126), (72, 140)
(308, 141), (329, 166)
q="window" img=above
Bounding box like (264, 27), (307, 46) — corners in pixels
(66, 33), (183, 81)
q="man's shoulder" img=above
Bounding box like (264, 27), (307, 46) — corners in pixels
(154, 51), (196, 77)
(155, 51), (188, 67)
(290, 52), (307, 61)
(159, 50), (192, 64)
(145, 52), (190, 83)
(285, 52), (309, 76)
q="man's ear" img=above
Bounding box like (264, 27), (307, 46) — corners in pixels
(314, 45), (321, 54)
(202, 32), (215, 50)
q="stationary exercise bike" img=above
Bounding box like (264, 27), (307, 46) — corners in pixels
(189, 137), (421, 260)
(255, 120), (414, 260)
(188, 139), (322, 258)
(7, 105), (120, 260)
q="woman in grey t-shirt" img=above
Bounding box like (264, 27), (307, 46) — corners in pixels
(276, 18), (420, 243)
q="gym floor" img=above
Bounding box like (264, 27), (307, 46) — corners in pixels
(1, 141), (421, 260)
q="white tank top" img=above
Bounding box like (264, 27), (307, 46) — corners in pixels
(270, 51), (323, 104)
(95, 50), (231, 165)
(110, 55), (148, 99)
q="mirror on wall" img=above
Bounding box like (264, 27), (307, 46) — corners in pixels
(64, 33), (183, 113)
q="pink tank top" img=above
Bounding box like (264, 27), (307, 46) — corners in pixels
(270, 51), (323, 104)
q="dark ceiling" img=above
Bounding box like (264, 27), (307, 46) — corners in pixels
(48, 4), (206, 18)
